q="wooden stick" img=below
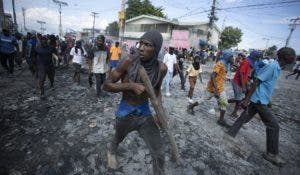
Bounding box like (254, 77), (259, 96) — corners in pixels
(138, 66), (180, 165)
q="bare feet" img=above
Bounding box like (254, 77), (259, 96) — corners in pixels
(107, 150), (118, 170)
(217, 119), (231, 128)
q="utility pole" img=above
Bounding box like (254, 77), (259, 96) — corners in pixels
(37, 20), (46, 34)
(262, 37), (270, 56)
(118, 0), (126, 42)
(53, 0), (68, 37)
(91, 12), (99, 40)
(206, 0), (217, 48)
(285, 17), (300, 47)
(0, 0), (4, 31)
(22, 7), (26, 31)
(12, 0), (17, 32)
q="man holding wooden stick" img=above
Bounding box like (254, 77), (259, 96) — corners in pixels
(103, 30), (168, 174)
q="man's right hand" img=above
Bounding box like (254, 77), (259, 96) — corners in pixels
(131, 83), (146, 95)
(241, 98), (250, 108)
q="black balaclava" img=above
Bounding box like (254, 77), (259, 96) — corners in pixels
(128, 30), (163, 88)
(193, 55), (200, 70)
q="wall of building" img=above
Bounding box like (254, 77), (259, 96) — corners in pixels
(124, 16), (221, 50)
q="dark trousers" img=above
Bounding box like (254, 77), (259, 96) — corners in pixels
(228, 102), (279, 155)
(109, 115), (165, 175)
(37, 67), (55, 95)
(1, 53), (15, 73)
(15, 51), (22, 66)
(94, 73), (106, 96)
(179, 69), (185, 90)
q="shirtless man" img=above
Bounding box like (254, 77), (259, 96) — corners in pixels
(103, 30), (167, 175)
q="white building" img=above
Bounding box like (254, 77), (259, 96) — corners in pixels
(124, 15), (221, 50)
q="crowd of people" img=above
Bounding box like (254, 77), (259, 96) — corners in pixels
(0, 28), (298, 174)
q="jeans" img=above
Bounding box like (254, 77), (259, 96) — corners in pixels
(228, 102), (279, 155)
(163, 71), (173, 93)
(109, 115), (165, 175)
(94, 73), (106, 96)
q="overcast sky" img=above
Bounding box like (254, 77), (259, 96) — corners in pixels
(3, 0), (300, 54)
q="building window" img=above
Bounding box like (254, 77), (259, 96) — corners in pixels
(156, 24), (168, 33)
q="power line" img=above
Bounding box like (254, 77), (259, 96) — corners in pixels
(177, 0), (300, 19)
(217, 0), (300, 11)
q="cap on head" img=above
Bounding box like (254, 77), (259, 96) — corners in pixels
(140, 30), (163, 57)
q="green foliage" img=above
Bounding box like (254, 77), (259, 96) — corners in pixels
(264, 45), (277, 56)
(106, 21), (119, 37)
(126, 0), (165, 20)
(219, 26), (242, 50)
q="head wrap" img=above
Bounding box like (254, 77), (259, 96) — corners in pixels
(247, 50), (261, 68)
(220, 49), (233, 71)
(140, 30), (163, 58)
(127, 30), (163, 88)
(193, 55), (201, 70)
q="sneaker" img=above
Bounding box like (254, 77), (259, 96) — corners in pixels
(188, 98), (194, 103)
(165, 92), (171, 97)
(262, 153), (286, 167)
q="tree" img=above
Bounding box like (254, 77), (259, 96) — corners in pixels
(126, 0), (165, 20)
(218, 26), (242, 50)
(264, 45), (277, 57)
(106, 21), (119, 37)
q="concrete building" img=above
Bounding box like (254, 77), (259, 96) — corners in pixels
(123, 15), (221, 50)
(80, 28), (104, 41)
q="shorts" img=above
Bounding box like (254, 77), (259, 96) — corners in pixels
(232, 81), (245, 101)
(73, 63), (81, 73)
(110, 60), (119, 68)
(207, 91), (228, 111)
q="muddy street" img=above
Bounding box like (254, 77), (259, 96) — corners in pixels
(0, 63), (299, 175)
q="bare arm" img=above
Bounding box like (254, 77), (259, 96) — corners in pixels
(211, 72), (219, 98)
(239, 72), (247, 92)
(241, 79), (259, 107)
(198, 73), (203, 83)
(154, 63), (167, 103)
(103, 57), (145, 94)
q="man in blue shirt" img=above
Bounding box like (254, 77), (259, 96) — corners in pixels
(227, 47), (296, 167)
(0, 29), (18, 75)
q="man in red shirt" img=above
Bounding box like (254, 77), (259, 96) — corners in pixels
(228, 53), (251, 117)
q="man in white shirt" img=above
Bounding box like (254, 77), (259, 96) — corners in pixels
(162, 47), (180, 96)
(91, 35), (110, 97)
(70, 40), (87, 85)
